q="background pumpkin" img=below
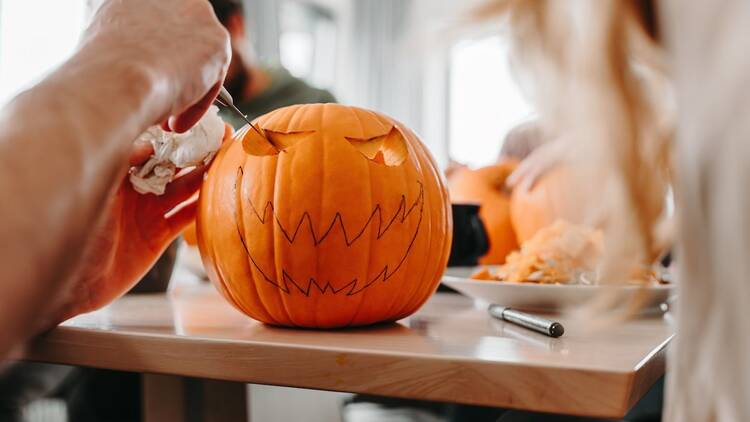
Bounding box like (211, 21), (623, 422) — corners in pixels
(509, 166), (586, 243)
(196, 104), (452, 328)
(448, 161), (518, 264)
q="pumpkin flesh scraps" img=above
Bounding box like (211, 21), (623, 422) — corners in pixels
(130, 106), (226, 195)
(471, 220), (667, 285)
(472, 220), (602, 284)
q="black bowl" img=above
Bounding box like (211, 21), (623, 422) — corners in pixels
(447, 203), (489, 267)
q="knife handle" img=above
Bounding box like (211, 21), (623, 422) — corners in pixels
(488, 305), (564, 338)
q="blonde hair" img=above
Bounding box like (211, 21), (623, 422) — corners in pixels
(477, 0), (673, 285)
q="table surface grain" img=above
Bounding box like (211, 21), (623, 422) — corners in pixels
(21, 283), (673, 418)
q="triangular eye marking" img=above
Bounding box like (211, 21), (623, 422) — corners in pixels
(346, 127), (407, 166)
(241, 128), (316, 156)
(240, 126), (276, 156)
(266, 130), (317, 150)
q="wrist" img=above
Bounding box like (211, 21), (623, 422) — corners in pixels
(70, 41), (171, 122)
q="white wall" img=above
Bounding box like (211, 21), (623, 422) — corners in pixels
(0, 0), (87, 106)
(250, 385), (351, 422)
(256, 0), (496, 167)
(326, 0), (498, 167)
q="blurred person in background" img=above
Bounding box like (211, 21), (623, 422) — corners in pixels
(444, 119), (545, 181)
(346, 116), (666, 422)
(459, 0), (733, 420)
(209, 0), (335, 128)
(497, 119), (546, 163)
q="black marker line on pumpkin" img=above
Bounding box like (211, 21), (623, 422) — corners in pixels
(231, 163), (425, 296)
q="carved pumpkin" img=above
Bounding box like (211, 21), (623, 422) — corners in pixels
(509, 167), (585, 243)
(448, 161), (519, 264)
(196, 104), (452, 328)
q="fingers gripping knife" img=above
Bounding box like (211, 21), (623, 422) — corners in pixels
(214, 86), (267, 139)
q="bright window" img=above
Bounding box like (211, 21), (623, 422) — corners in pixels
(0, 0), (87, 106)
(280, 31), (314, 79)
(449, 35), (533, 168)
(279, 1), (336, 90)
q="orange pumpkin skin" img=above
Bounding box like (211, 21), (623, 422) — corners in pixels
(509, 167), (584, 243)
(196, 104), (452, 328)
(448, 162), (519, 264)
(182, 221), (198, 246)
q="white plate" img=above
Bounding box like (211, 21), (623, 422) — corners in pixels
(442, 266), (675, 312)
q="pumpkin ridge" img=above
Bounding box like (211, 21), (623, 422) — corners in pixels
(394, 133), (451, 316)
(343, 159), (376, 327)
(268, 151), (300, 326)
(233, 168), (289, 294)
(286, 104), (308, 133)
(349, 182), (425, 295)
(350, 106), (367, 140)
(347, 106), (391, 140)
(381, 162), (421, 317)
(205, 165), (262, 318)
(355, 107), (393, 137)
(347, 265), (388, 296)
(234, 165), (293, 319)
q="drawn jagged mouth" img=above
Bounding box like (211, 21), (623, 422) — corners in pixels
(233, 167), (424, 296)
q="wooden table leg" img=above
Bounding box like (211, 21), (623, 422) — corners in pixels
(197, 378), (250, 422)
(143, 374), (249, 422)
(143, 374), (185, 422)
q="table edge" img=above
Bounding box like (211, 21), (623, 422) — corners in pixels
(18, 327), (670, 418)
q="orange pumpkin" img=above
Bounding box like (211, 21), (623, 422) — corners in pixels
(509, 167), (585, 243)
(196, 104), (452, 328)
(448, 162), (519, 264)
(182, 221), (198, 246)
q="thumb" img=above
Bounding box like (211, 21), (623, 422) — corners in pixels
(129, 138), (154, 166)
(169, 82), (223, 133)
(155, 165), (208, 214)
(165, 199), (199, 239)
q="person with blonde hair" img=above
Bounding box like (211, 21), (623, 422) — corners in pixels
(483, 0), (749, 421)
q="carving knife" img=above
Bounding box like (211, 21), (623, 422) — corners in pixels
(214, 86), (266, 139)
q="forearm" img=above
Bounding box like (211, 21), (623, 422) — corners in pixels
(0, 43), (167, 355)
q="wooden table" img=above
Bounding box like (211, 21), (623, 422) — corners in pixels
(20, 284), (672, 420)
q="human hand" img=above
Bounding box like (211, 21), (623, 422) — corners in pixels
(54, 149), (206, 322)
(506, 140), (567, 191)
(83, 0), (231, 132)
